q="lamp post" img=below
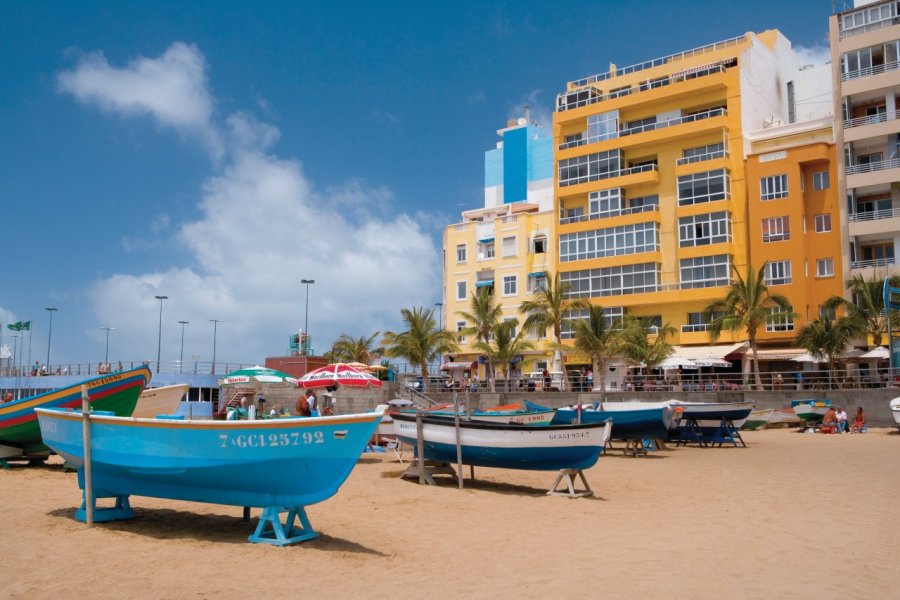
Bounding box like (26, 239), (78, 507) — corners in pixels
(301, 279), (315, 355)
(154, 295), (167, 373)
(209, 319), (222, 374)
(435, 302), (443, 331)
(100, 327), (115, 363)
(178, 321), (189, 374)
(45, 307), (58, 369)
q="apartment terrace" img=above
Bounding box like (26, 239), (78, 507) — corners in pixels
(837, 0), (900, 40)
(558, 107), (728, 150)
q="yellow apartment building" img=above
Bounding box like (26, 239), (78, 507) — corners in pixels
(442, 117), (557, 377)
(552, 30), (835, 363)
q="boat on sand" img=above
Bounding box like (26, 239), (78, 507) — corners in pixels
(132, 383), (189, 418)
(890, 397), (900, 429)
(742, 408), (775, 430)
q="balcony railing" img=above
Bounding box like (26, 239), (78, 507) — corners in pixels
(846, 156), (900, 175)
(675, 149), (729, 165)
(851, 257), (896, 269)
(558, 203), (659, 225)
(849, 207), (900, 222)
(681, 323), (712, 333)
(843, 111), (900, 129)
(841, 59), (900, 82)
(557, 64), (731, 113)
(620, 108), (727, 137)
(559, 162), (658, 188)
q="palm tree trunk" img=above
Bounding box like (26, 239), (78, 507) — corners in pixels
(750, 339), (763, 390)
(594, 358), (603, 393)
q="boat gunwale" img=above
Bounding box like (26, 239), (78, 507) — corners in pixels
(392, 412), (610, 431)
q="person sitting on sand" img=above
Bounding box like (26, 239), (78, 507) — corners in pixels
(851, 407), (866, 433)
(820, 406), (838, 432)
(835, 406), (848, 433)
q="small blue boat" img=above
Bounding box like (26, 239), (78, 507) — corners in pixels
(35, 408), (383, 545)
(528, 401), (674, 440)
(391, 412), (610, 471)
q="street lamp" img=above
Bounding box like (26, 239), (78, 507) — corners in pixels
(100, 327), (115, 363)
(435, 302), (443, 330)
(301, 279), (315, 355)
(178, 321), (189, 374)
(154, 295), (168, 373)
(209, 319), (222, 374)
(45, 307), (58, 369)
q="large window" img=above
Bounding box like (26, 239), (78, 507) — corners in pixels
(502, 275), (517, 296)
(813, 171), (830, 190)
(559, 222), (658, 262)
(760, 174), (788, 200)
(561, 263), (659, 298)
(762, 216), (790, 243)
(677, 169), (730, 205)
(816, 258), (835, 278)
(678, 211), (730, 247)
(456, 244), (467, 263)
(680, 254), (730, 289)
(815, 214), (832, 233)
(766, 306), (794, 332)
(765, 260), (792, 286)
(558, 150), (623, 187)
(588, 188), (623, 218)
(456, 280), (467, 300)
(586, 111), (619, 143)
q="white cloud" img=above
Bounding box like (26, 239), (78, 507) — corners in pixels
(508, 89), (553, 135)
(58, 42), (223, 158)
(794, 44), (831, 67)
(71, 43), (440, 363)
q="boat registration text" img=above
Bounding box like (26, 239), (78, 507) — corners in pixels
(219, 431), (325, 448)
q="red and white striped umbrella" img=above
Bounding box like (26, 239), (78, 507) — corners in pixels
(297, 363), (384, 389)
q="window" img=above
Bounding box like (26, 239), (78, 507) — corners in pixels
(683, 311), (725, 332)
(533, 235), (547, 254)
(815, 214), (832, 233)
(816, 258), (835, 277)
(456, 280), (467, 300)
(766, 306), (794, 332)
(841, 47), (872, 78)
(559, 222), (658, 262)
(819, 305), (836, 320)
(762, 216), (790, 242)
(456, 321), (467, 343)
(813, 171), (830, 190)
(765, 260), (792, 286)
(483, 242), (495, 259)
(645, 315), (663, 331)
(677, 169), (730, 205)
(502, 275), (517, 296)
(588, 188), (624, 218)
(558, 150), (623, 187)
(502, 236), (517, 257)
(528, 273), (547, 292)
(622, 114), (656, 134)
(561, 263), (659, 298)
(586, 111), (619, 143)
(678, 211), (730, 247)
(456, 244), (467, 263)
(760, 174), (788, 200)
(678, 142), (726, 165)
(680, 255), (730, 289)
(503, 317), (518, 337)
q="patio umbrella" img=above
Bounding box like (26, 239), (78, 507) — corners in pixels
(694, 358), (732, 368)
(298, 363), (384, 388)
(861, 346), (890, 360)
(219, 365), (299, 387)
(657, 356), (697, 370)
(792, 352), (827, 364)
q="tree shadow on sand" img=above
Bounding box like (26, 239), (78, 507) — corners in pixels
(46, 505), (386, 554)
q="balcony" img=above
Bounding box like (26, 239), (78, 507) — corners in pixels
(681, 323), (712, 333)
(675, 149), (729, 166)
(849, 207), (900, 222)
(838, 4), (900, 40)
(850, 257), (896, 270)
(619, 108), (727, 137)
(559, 203), (659, 225)
(842, 59), (900, 82)
(846, 156), (900, 175)
(558, 162), (659, 189)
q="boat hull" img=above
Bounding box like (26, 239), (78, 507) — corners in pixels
(132, 384), (189, 418)
(429, 409), (556, 426)
(0, 367), (150, 454)
(890, 398), (900, 427)
(35, 409), (382, 508)
(742, 408), (775, 430)
(790, 399), (831, 423)
(542, 402), (672, 440)
(391, 413), (610, 471)
(667, 400), (755, 437)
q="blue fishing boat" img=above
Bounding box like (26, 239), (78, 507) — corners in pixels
(528, 400), (674, 440)
(390, 412), (610, 471)
(414, 402), (555, 426)
(35, 408), (383, 545)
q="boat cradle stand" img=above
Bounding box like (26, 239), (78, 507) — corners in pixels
(75, 492), (135, 523)
(547, 469), (593, 499)
(674, 417), (746, 448)
(248, 506), (320, 546)
(401, 460), (458, 486)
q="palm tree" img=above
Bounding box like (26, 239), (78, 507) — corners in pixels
(572, 306), (621, 392)
(824, 272), (899, 349)
(473, 319), (534, 391)
(329, 332), (383, 364)
(796, 315), (863, 388)
(458, 287), (503, 383)
(382, 307), (459, 381)
(705, 262), (793, 390)
(617, 315), (675, 375)
(519, 273), (589, 390)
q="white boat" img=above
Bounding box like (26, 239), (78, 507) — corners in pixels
(890, 397), (900, 429)
(768, 408), (804, 427)
(742, 408), (774, 430)
(132, 384), (189, 419)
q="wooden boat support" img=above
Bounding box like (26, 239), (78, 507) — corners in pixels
(401, 460), (459, 486)
(547, 469), (593, 499)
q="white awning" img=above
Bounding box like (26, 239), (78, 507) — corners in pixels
(753, 347), (807, 361)
(671, 342), (747, 361)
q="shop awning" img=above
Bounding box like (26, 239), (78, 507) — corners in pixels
(752, 347), (807, 361)
(440, 361), (478, 371)
(528, 271), (546, 277)
(671, 342), (748, 361)
(475, 280), (494, 287)
(478, 237), (494, 243)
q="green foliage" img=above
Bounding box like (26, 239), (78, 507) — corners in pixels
(824, 272), (900, 348)
(572, 306), (620, 390)
(616, 315), (674, 370)
(329, 332), (383, 364)
(382, 307), (459, 380)
(796, 315), (863, 384)
(473, 319), (534, 389)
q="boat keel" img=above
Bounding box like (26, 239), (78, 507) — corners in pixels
(248, 506), (320, 546)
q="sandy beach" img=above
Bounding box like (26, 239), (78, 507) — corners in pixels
(2, 428), (898, 599)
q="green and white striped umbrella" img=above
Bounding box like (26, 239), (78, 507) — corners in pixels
(219, 365), (299, 387)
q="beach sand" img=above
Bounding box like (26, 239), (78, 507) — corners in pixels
(2, 428), (898, 599)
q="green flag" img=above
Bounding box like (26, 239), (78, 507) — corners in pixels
(6, 322), (19, 331)
(21, 321), (30, 331)
(6, 321), (30, 331)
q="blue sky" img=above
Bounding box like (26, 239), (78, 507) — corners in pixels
(0, 1), (831, 369)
